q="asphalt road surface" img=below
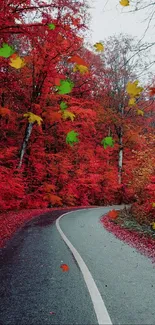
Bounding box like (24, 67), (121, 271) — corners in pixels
(0, 206), (155, 325)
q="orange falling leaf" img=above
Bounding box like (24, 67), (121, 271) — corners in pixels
(64, 24), (70, 31)
(0, 106), (11, 117)
(60, 264), (69, 272)
(47, 112), (62, 123)
(68, 55), (88, 67)
(72, 17), (81, 26)
(10, 53), (18, 60)
(149, 87), (155, 96)
(44, 183), (56, 193)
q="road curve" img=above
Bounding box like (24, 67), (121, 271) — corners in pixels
(0, 206), (155, 325)
(56, 210), (112, 325)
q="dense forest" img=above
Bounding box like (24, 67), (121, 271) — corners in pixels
(0, 0), (155, 244)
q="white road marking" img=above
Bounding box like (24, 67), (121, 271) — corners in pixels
(56, 208), (112, 325)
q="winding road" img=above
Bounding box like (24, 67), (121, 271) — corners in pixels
(0, 206), (155, 325)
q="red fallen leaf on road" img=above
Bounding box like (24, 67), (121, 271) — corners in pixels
(49, 312), (55, 315)
(60, 263), (69, 272)
(108, 210), (118, 220)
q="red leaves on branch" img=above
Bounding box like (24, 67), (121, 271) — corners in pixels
(0, 0), (154, 244)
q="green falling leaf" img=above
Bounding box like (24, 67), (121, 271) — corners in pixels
(101, 136), (115, 149)
(60, 101), (68, 111)
(0, 43), (15, 58)
(48, 23), (56, 30)
(66, 130), (79, 146)
(56, 79), (74, 95)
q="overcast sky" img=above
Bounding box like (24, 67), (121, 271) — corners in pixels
(85, 0), (155, 83)
(87, 0), (154, 44)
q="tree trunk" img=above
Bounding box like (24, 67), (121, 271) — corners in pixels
(18, 122), (33, 169)
(118, 103), (124, 184)
(118, 128), (123, 184)
(1, 92), (5, 107)
(107, 126), (111, 166)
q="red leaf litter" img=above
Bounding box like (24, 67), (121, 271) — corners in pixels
(0, 206), (98, 248)
(100, 214), (155, 264)
(0, 208), (51, 247)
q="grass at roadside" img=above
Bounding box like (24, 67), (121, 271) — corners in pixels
(100, 207), (155, 263)
(114, 208), (155, 239)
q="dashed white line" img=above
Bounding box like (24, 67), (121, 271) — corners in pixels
(56, 208), (112, 325)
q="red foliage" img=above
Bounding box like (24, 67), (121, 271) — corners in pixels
(0, 166), (25, 211)
(0, 0), (154, 244)
(131, 174), (155, 224)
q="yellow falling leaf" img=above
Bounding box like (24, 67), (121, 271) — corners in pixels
(62, 110), (75, 122)
(137, 109), (144, 116)
(73, 64), (89, 74)
(152, 202), (155, 208)
(9, 56), (26, 69)
(23, 112), (43, 125)
(128, 98), (136, 106)
(120, 0), (130, 6)
(94, 42), (104, 52)
(126, 80), (143, 98)
(151, 222), (155, 230)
